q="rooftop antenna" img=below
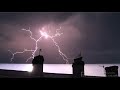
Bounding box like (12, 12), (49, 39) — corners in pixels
(79, 52), (81, 57)
(77, 52), (82, 58)
(39, 49), (42, 55)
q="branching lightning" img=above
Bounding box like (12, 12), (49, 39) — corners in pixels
(8, 27), (43, 62)
(8, 26), (71, 64)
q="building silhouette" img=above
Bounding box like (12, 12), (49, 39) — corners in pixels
(31, 52), (85, 78)
(31, 55), (44, 77)
(0, 50), (119, 78)
(72, 53), (85, 78)
(105, 66), (118, 77)
(31, 49), (44, 77)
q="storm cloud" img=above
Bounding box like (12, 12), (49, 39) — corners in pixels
(0, 12), (120, 64)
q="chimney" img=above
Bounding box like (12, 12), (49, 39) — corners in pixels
(72, 55), (85, 78)
(105, 66), (118, 77)
(31, 54), (44, 77)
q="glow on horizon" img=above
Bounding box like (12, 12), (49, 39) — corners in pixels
(25, 64), (33, 72)
(0, 64), (120, 76)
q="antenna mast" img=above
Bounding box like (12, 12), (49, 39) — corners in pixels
(39, 49), (42, 55)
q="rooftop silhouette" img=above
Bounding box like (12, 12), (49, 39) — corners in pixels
(0, 50), (119, 78)
(105, 66), (118, 77)
(31, 49), (44, 77)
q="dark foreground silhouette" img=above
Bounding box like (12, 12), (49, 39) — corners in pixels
(105, 66), (118, 77)
(32, 54), (44, 77)
(0, 51), (119, 78)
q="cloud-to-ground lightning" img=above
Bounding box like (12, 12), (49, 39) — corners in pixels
(8, 27), (43, 62)
(8, 26), (72, 64)
(40, 26), (70, 64)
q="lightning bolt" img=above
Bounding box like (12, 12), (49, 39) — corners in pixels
(8, 27), (43, 62)
(8, 26), (72, 64)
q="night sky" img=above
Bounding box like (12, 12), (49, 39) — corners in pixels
(0, 12), (120, 64)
